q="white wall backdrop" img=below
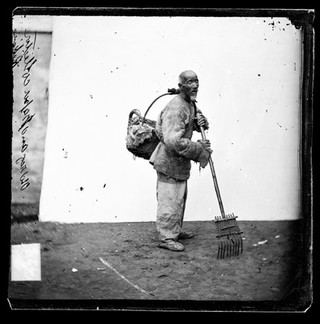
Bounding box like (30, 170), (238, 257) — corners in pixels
(39, 16), (302, 223)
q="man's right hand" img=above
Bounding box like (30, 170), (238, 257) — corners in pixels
(198, 139), (211, 149)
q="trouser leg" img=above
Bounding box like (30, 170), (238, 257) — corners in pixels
(180, 181), (188, 228)
(156, 173), (188, 242)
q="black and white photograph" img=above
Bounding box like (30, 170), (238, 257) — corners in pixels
(9, 7), (314, 312)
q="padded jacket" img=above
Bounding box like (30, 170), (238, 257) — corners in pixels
(149, 95), (211, 180)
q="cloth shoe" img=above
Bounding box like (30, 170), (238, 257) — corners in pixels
(178, 231), (194, 239)
(158, 240), (185, 252)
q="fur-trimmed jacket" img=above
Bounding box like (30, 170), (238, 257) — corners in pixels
(149, 95), (211, 180)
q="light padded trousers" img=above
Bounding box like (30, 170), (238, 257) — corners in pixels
(156, 172), (188, 242)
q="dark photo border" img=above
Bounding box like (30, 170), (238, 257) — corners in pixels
(8, 7), (314, 313)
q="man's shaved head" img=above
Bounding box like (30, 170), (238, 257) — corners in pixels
(178, 70), (198, 84)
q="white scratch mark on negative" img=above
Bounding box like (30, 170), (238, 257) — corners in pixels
(98, 257), (154, 297)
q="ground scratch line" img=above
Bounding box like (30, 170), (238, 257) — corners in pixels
(98, 257), (154, 297)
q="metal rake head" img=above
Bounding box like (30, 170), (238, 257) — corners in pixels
(217, 233), (243, 259)
(215, 213), (243, 259)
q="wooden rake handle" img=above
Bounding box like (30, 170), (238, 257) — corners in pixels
(197, 115), (226, 219)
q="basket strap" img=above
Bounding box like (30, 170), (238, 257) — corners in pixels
(141, 88), (180, 125)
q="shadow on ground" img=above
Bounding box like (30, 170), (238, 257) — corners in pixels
(8, 219), (311, 311)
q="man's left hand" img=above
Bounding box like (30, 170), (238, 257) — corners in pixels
(197, 113), (208, 129)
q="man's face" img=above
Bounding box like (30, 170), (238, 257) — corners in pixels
(179, 72), (199, 102)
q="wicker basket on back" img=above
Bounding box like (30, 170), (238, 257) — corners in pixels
(126, 89), (179, 160)
(126, 109), (159, 160)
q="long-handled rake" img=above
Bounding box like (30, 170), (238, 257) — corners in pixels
(196, 106), (243, 259)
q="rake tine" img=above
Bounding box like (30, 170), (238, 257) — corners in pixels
(227, 238), (230, 258)
(231, 236), (234, 257)
(232, 238), (235, 257)
(222, 240), (226, 259)
(225, 240), (228, 258)
(225, 240), (228, 259)
(220, 240), (223, 259)
(240, 235), (243, 254)
(235, 237), (238, 257)
(217, 242), (219, 259)
(235, 235), (239, 256)
(232, 235), (235, 257)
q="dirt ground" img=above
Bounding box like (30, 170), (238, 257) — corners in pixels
(8, 218), (311, 311)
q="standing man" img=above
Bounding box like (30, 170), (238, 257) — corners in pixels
(149, 70), (212, 251)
